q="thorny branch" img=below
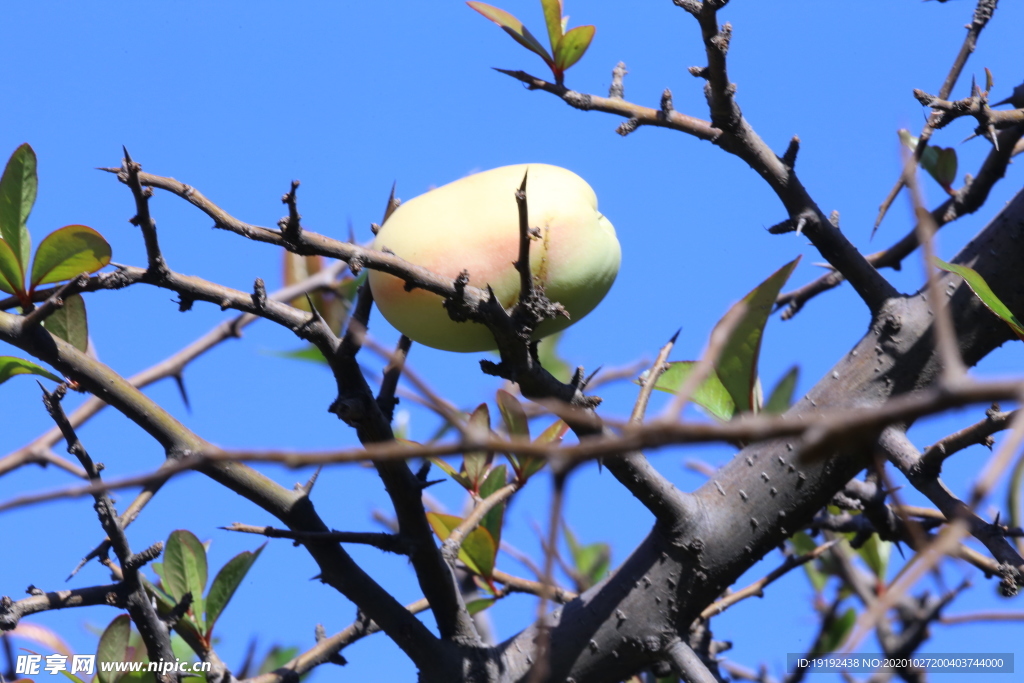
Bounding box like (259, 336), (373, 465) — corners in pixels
(873, 0), (999, 231)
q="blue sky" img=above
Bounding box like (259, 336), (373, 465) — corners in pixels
(3, 1), (1023, 681)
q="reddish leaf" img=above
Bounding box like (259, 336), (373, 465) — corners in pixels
(467, 2), (553, 66)
(463, 403), (493, 490)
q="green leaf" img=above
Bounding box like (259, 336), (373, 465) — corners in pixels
(935, 258), (1024, 340)
(478, 464), (508, 547)
(648, 361), (736, 421)
(496, 389), (529, 439)
(162, 530), (209, 632)
(205, 543), (265, 635)
(29, 225), (111, 289)
(536, 332), (571, 383)
(817, 607), (856, 655)
(0, 143), (36, 282)
(540, 0), (563, 51)
(463, 403), (493, 490)
(466, 597), (496, 615)
(512, 418), (567, 480)
(0, 238), (23, 294)
(563, 522), (610, 590)
(270, 344), (329, 364)
(899, 130), (957, 193)
(714, 257), (800, 414)
(467, 2), (554, 66)
(43, 293), (89, 352)
(0, 356), (62, 385)
(857, 533), (890, 581)
(554, 24), (595, 72)
(96, 614), (131, 683)
(764, 365), (799, 414)
(426, 512), (497, 579)
(431, 456), (473, 490)
(57, 670), (87, 683)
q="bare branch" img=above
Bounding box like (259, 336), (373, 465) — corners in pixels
(874, 0), (1000, 230)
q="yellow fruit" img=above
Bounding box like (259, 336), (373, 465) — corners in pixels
(369, 163), (620, 352)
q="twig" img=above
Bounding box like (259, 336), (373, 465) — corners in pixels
(376, 335), (412, 423)
(940, 611), (1024, 625)
(903, 163), (966, 381)
(4, 376), (1024, 513)
(119, 149), (169, 279)
(220, 522), (409, 554)
(700, 540), (838, 619)
(441, 482), (520, 565)
(491, 569), (576, 604)
(40, 385), (177, 679)
(779, 122), (1024, 319)
(661, 302), (747, 421)
(243, 598), (431, 683)
(663, 637), (718, 683)
(873, 0), (999, 231)
(19, 275), (88, 331)
(970, 403), (1024, 508)
(918, 406), (1016, 475)
(280, 180), (302, 242)
(630, 330), (679, 423)
(526, 471), (568, 683)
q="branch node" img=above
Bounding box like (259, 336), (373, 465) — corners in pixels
(609, 62), (627, 99)
(617, 118), (641, 136)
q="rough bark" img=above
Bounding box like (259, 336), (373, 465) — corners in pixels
(490, 187), (1024, 682)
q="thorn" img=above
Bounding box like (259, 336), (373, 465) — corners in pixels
(782, 135), (800, 168)
(122, 145), (133, 164)
(416, 460), (431, 482)
(301, 466), (323, 495)
(669, 328), (681, 344)
(172, 373), (191, 412)
(794, 217), (807, 235)
(382, 181), (401, 224)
